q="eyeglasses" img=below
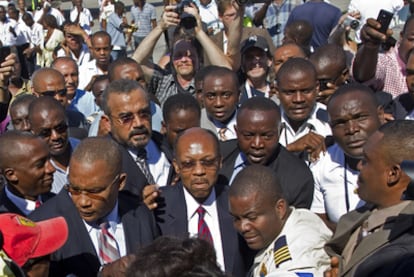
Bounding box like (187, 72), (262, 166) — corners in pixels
(36, 122), (68, 138)
(65, 174), (120, 201)
(178, 158), (220, 172)
(40, 88), (67, 97)
(110, 109), (151, 126)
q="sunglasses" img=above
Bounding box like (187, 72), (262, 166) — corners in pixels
(37, 123), (68, 138)
(40, 88), (67, 97)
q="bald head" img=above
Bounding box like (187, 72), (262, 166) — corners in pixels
(32, 68), (65, 93)
(28, 96), (66, 124)
(174, 127), (220, 157)
(52, 56), (78, 70)
(70, 137), (122, 176)
(229, 165), (284, 202)
(276, 57), (317, 84)
(0, 131), (45, 169)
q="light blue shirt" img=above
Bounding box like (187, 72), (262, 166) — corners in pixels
(69, 89), (100, 118)
(106, 13), (126, 48)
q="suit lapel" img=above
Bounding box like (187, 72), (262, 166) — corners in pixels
(165, 184), (188, 236)
(216, 184), (237, 273)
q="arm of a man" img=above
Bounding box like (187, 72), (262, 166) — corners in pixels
(352, 18), (390, 83)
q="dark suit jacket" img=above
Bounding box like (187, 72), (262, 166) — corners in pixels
(155, 182), (251, 277)
(111, 131), (175, 199)
(220, 144), (314, 209)
(0, 187), (54, 215)
(30, 189), (159, 277)
(325, 202), (414, 277)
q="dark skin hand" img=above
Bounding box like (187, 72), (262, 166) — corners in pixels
(286, 132), (326, 162)
(324, 256), (340, 277)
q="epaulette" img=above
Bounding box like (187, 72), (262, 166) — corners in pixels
(316, 108), (329, 123)
(273, 235), (292, 268)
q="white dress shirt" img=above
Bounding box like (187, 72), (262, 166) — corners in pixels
(33, 7), (65, 26)
(27, 22), (43, 47)
(279, 102), (332, 147)
(83, 202), (126, 264)
(0, 18), (17, 46)
(56, 43), (91, 68)
(70, 7), (93, 34)
(78, 59), (105, 90)
(128, 139), (171, 187)
(183, 187), (225, 271)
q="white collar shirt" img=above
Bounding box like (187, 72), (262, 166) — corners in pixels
(83, 201), (126, 264)
(127, 139), (171, 187)
(0, 18), (17, 46)
(183, 187), (225, 271)
(310, 144), (365, 223)
(279, 102), (332, 147)
(78, 59), (105, 90)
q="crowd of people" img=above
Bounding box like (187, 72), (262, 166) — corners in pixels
(0, 0), (414, 276)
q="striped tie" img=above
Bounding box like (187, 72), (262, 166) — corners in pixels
(98, 222), (120, 264)
(196, 206), (213, 244)
(135, 149), (156, 185)
(218, 128), (227, 142)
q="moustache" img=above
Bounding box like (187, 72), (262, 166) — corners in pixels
(129, 128), (149, 138)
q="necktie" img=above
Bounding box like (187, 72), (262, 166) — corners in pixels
(135, 149), (155, 185)
(218, 127), (227, 142)
(98, 222), (120, 264)
(35, 200), (42, 208)
(196, 206), (213, 244)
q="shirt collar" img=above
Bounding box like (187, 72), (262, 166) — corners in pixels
(5, 185), (40, 216)
(183, 185), (216, 221)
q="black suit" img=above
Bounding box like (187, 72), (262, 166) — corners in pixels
(155, 181), (252, 277)
(0, 187), (54, 215)
(30, 189), (159, 277)
(111, 131), (175, 199)
(220, 144), (314, 209)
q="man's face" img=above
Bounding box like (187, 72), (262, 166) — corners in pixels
(276, 71), (319, 128)
(202, 74), (239, 124)
(242, 47), (270, 81)
(12, 139), (55, 200)
(356, 131), (388, 206)
(91, 36), (112, 66)
(30, 108), (69, 156)
(219, 5), (236, 30)
(92, 79), (109, 108)
(173, 131), (220, 203)
(34, 76), (68, 107)
(18, 0), (25, 10)
(72, 0), (82, 7)
(229, 191), (285, 250)
(172, 41), (197, 79)
(106, 89), (152, 149)
(406, 52), (414, 94)
(112, 63), (147, 89)
(328, 91), (383, 159)
(10, 102), (32, 131)
(236, 109), (280, 165)
(0, 7), (6, 22)
(273, 45), (305, 75)
(164, 109), (200, 147)
(69, 159), (124, 223)
(64, 32), (82, 52)
(53, 61), (79, 99)
(399, 20), (414, 64)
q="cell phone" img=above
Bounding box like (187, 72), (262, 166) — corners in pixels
(0, 47), (11, 64)
(377, 9), (393, 34)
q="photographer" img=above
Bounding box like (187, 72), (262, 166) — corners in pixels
(352, 15), (414, 98)
(132, 3), (233, 106)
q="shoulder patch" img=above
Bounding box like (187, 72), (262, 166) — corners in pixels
(273, 235), (292, 267)
(316, 108), (329, 123)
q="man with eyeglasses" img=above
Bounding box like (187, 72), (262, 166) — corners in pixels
(52, 57), (99, 119)
(28, 97), (80, 194)
(275, 57), (332, 163)
(101, 79), (173, 199)
(153, 127), (251, 277)
(0, 131), (55, 216)
(30, 137), (158, 277)
(31, 67), (88, 131)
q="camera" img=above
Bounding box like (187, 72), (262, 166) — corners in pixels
(343, 16), (360, 30)
(175, 0), (196, 29)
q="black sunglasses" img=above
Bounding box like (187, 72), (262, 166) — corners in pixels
(40, 88), (67, 97)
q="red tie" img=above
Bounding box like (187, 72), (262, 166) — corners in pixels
(98, 222), (120, 264)
(35, 200), (42, 208)
(197, 206), (213, 244)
